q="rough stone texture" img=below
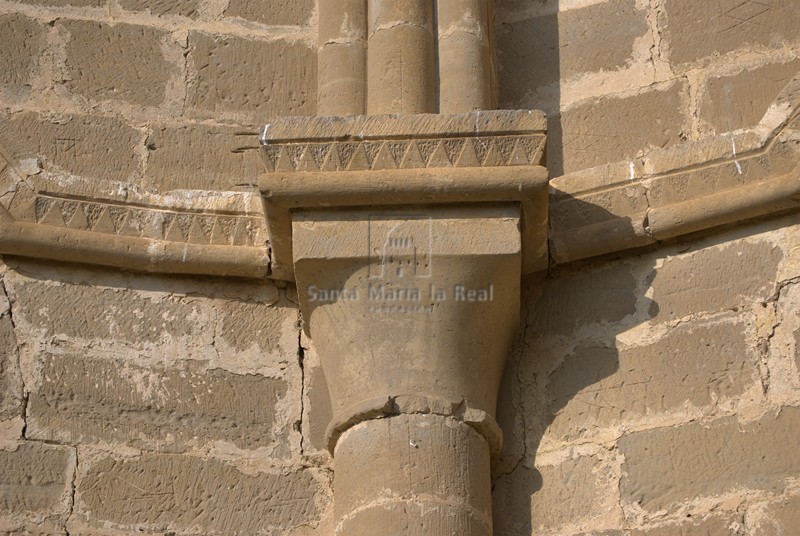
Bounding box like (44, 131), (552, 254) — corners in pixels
(620, 406), (800, 512)
(224, 0), (314, 26)
(586, 514), (741, 535)
(0, 14), (45, 99)
(188, 32), (316, 123)
(16, 0), (102, 5)
(497, 0), (648, 102)
(0, 311), (21, 422)
(701, 59), (800, 133)
(749, 496), (800, 535)
(118, 0), (200, 18)
(493, 456), (615, 535)
(546, 320), (757, 441)
(61, 20), (176, 107)
(0, 111), (141, 182)
(650, 239), (782, 322)
(145, 123), (263, 190)
(27, 353), (288, 451)
(0, 443), (74, 514)
(663, 0), (800, 67)
(553, 80), (687, 174)
(795, 328), (800, 380)
(77, 453), (325, 534)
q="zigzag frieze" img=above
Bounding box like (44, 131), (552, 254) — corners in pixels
(260, 133), (546, 173)
(5, 185), (267, 248)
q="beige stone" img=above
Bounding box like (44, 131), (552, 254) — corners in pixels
(650, 240), (782, 322)
(367, 0), (436, 114)
(619, 406), (800, 512)
(224, 0), (313, 26)
(0, 14), (45, 100)
(188, 33), (316, 123)
(795, 328), (800, 381)
(119, 0), (200, 18)
(554, 80), (687, 174)
(701, 60), (800, 134)
(497, 0), (649, 105)
(334, 414), (491, 536)
(0, 112), (141, 183)
(493, 456), (614, 534)
(76, 453), (326, 533)
(27, 354), (290, 452)
(0, 443), (74, 514)
(61, 20), (177, 107)
(546, 320), (757, 442)
(0, 309), (21, 422)
(17, 0), (101, 5)
(304, 356), (333, 454)
(663, 0), (800, 68)
(144, 123), (263, 191)
(749, 496), (800, 535)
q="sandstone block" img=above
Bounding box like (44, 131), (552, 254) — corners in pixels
(528, 260), (639, 337)
(224, 0), (313, 26)
(497, 0), (648, 104)
(0, 14), (46, 99)
(493, 456), (614, 534)
(585, 514), (739, 535)
(795, 328), (800, 381)
(0, 312), (21, 422)
(304, 356), (332, 454)
(619, 406), (800, 512)
(188, 33), (316, 123)
(119, 0), (200, 17)
(749, 496), (800, 535)
(553, 80), (687, 174)
(77, 454), (326, 534)
(649, 239), (782, 322)
(701, 59), (800, 133)
(663, 0), (800, 67)
(145, 123), (263, 191)
(0, 443), (74, 514)
(27, 354), (289, 451)
(17, 0), (102, 5)
(0, 111), (141, 182)
(60, 20), (176, 107)
(545, 321), (756, 441)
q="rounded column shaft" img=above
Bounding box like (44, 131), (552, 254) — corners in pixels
(318, 0), (367, 116)
(334, 414), (493, 536)
(367, 0), (436, 114)
(437, 0), (497, 113)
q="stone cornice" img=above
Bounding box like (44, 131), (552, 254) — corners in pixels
(1, 76), (799, 276)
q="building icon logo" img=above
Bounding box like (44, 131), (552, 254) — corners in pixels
(368, 214), (433, 280)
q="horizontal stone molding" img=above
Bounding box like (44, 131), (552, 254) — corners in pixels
(1, 75), (800, 277)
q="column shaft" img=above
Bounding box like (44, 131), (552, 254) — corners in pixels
(437, 0), (498, 113)
(367, 0), (437, 114)
(334, 414), (493, 536)
(318, 0), (367, 116)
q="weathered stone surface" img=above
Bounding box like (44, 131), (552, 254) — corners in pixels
(650, 240), (782, 322)
(0, 14), (45, 98)
(61, 20), (176, 107)
(493, 456), (612, 534)
(553, 80), (687, 174)
(305, 358), (332, 453)
(663, 0), (800, 67)
(118, 0), (200, 18)
(10, 279), (203, 345)
(585, 514), (740, 535)
(77, 454), (325, 534)
(795, 328), (800, 380)
(528, 260), (639, 337)
(749, 496), (800, 535)
(701, 59), (800, 133)
(145, 123), (263, 190)
(0, 111), (141, 182)
(0, 310), (21, 422)
(17, 0), (102, 5)
(620, 406), (800, 511)
(188, 33), (316, 123)
(27, 354), (289, 451)
(224, 0), (313, 26)
(0, 443), (74, 514)
(497, 0), (648, 103)
(546, 321), (756, 441)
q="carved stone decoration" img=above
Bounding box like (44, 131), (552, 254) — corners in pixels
(260, 110), (548, 536)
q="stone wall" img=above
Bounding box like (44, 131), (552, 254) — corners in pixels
(1, 0), (800, 535)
